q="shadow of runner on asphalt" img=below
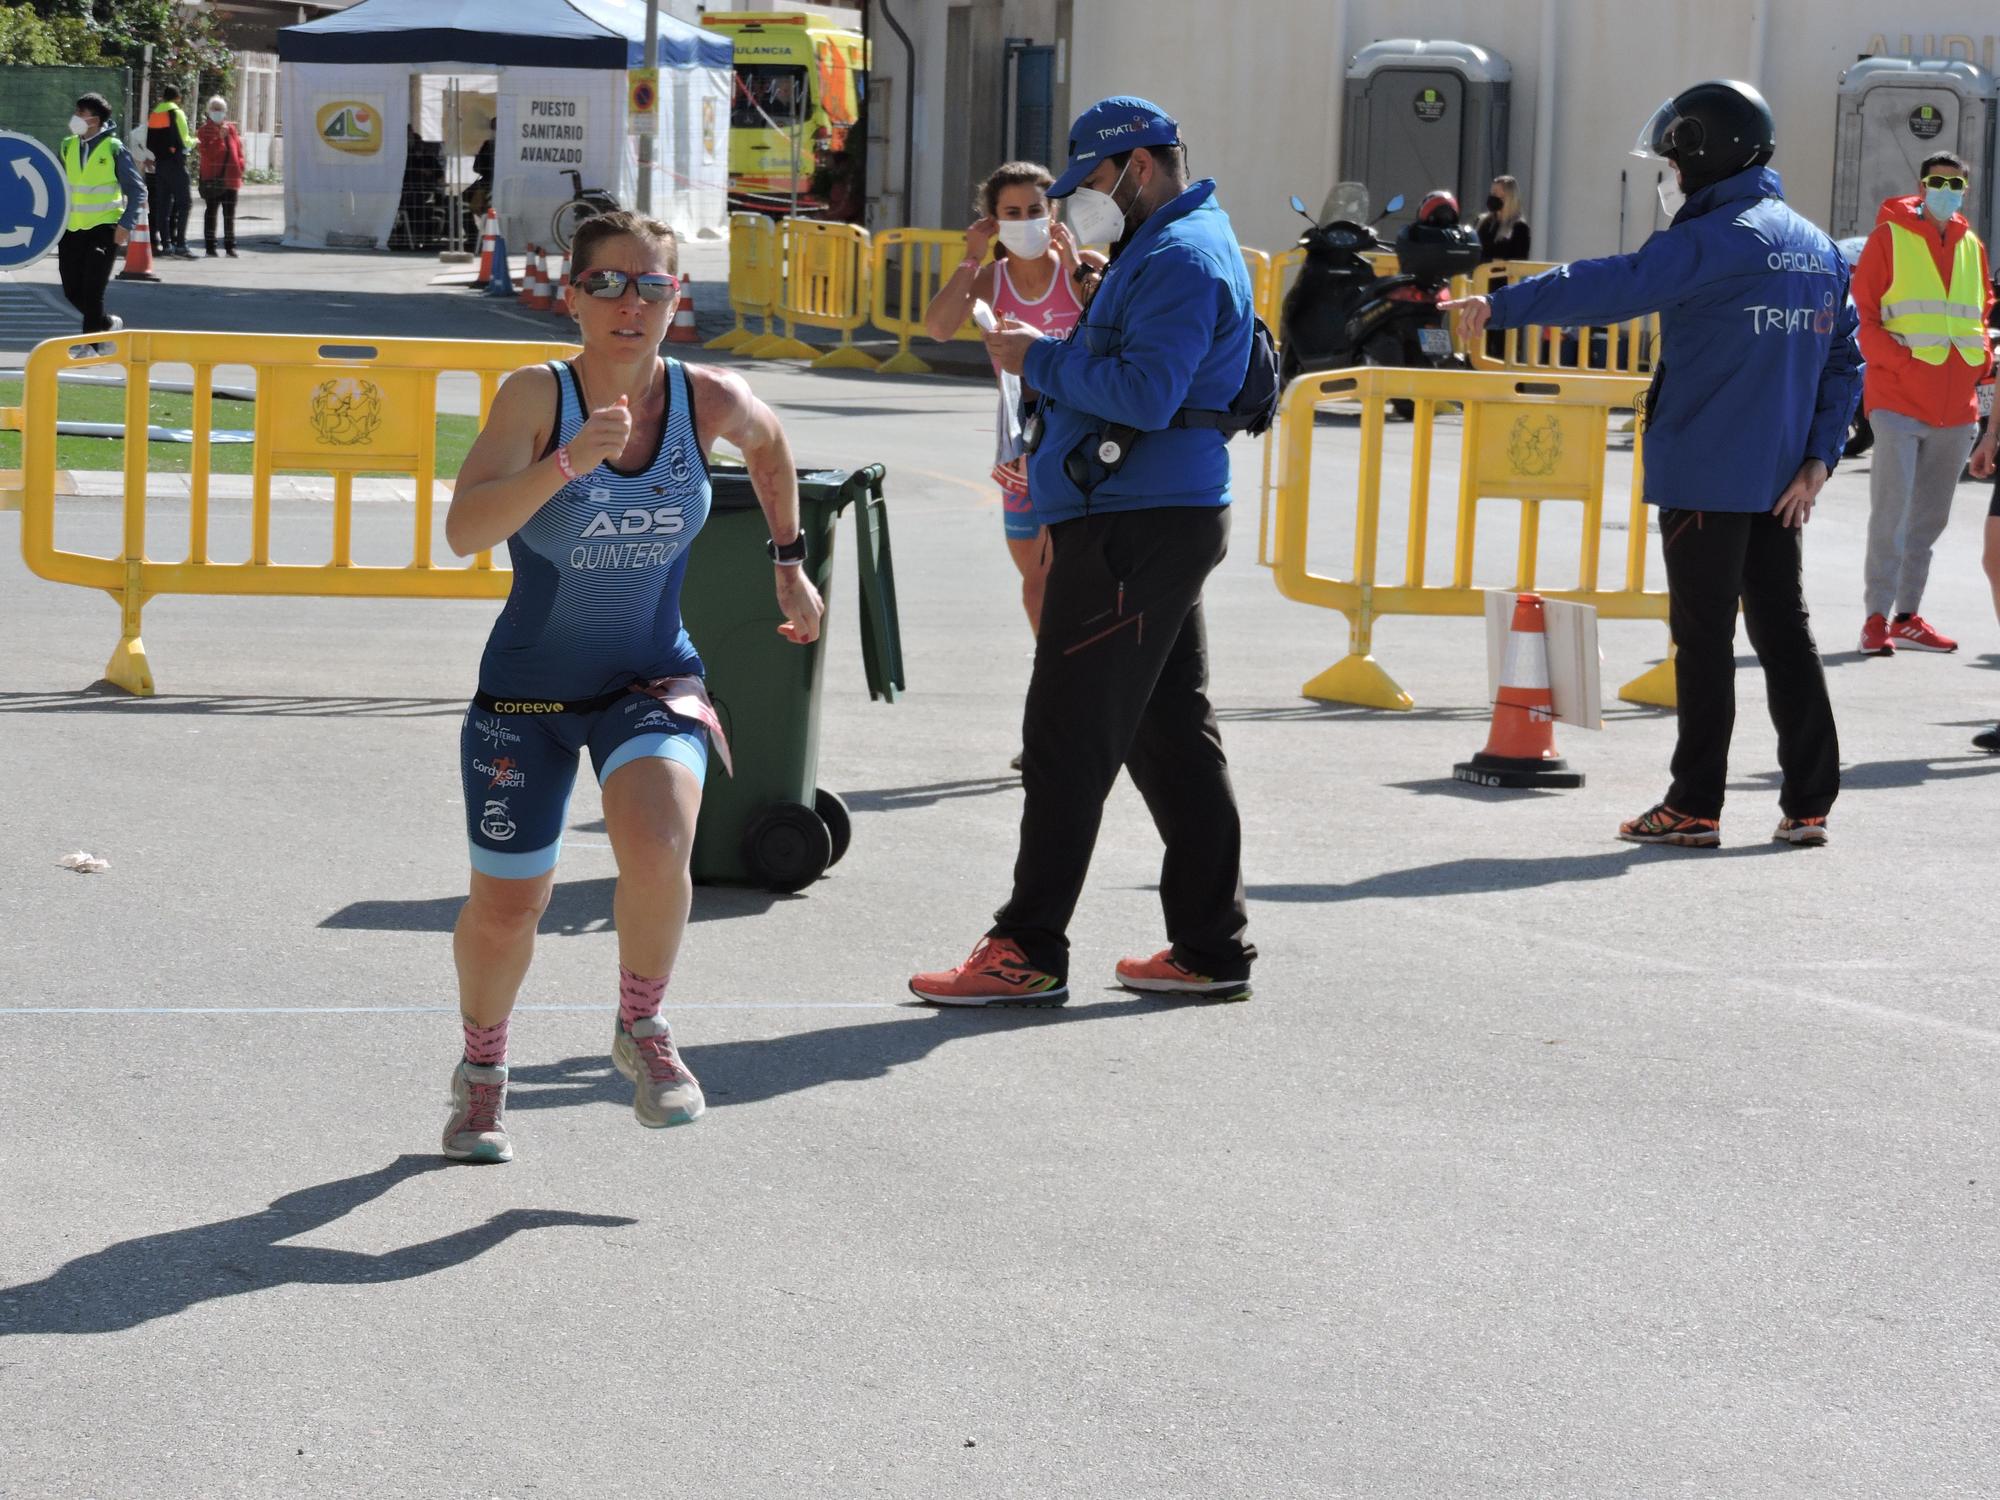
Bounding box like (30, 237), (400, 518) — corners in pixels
(1727, 755), (2000, 793)
(509, 997), (1204, 1114)
(321, 880), (789, 935)
(0, 690), (468, 719)
(1248, 843), (1784, 903)
(0, 1154), (636, 1337)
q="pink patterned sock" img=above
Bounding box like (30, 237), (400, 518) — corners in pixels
(462, 1015), (510, 1067)
(619, 967), (668, 1032)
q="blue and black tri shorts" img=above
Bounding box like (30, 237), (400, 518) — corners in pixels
(460, 685), (708, 879)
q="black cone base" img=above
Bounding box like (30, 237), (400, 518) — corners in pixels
(1452, 751), (1584, 789)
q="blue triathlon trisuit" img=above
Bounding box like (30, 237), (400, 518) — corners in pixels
(460, 357), (712, 879)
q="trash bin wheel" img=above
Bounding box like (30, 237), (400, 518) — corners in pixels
(814, 788), (853, 868)
(742, 801), (834, 892)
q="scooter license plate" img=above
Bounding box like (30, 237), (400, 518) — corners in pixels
(1418, 327), (1454, 358)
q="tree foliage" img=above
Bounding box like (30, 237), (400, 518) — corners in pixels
(0, 3), (105, 63)
(1, 1), (230, 77)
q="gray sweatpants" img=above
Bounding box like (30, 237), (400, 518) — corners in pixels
(1864, 408), (1977, 618)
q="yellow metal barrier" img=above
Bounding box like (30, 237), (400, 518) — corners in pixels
(871, 228), (990, 375)
(763, 219), (877, 370)
(1, 395), (22, 512)
(712, 212), (783, 355)
(1271, 364), (1676, 710)
(1240, 248), (1273, 333)
(1463, 261), (1659, 376)
(18, 331), (577, 695)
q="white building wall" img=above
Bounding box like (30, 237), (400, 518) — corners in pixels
(1056, 1), (2000, 263)
(880, 0), (1061, 231)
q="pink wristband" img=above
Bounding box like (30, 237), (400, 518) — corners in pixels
(554, 444), (580, 482)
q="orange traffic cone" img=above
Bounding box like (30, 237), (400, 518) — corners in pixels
(527, 248), (554, 312)
(1453, 593), (1584, 789)
(517, 244), (539, 306)
(473, 209), (499, 287)
(115, 219), (160, 282)
(668, 287), (701, 344)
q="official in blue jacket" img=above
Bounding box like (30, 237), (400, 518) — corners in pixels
(1452, 80), (1863, 849)
(909, 96), (1258, 1008)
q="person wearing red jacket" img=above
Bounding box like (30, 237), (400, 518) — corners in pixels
(195, 95), (246, 259)
(1850, 152), (1994, 655)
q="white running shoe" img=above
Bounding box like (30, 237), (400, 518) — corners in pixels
(612, 1017), (705, 1127)
(442, 1061), (512, 1162)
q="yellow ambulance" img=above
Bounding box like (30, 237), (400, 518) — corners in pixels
(703, 10), (868, 215)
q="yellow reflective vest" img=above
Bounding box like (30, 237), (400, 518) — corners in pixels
(61, 132), (125, 231)
(1880, 222), (1989, 365)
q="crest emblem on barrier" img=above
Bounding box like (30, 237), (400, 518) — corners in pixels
(1507, 413), (1564, 477)
(309, 377), (384, 446)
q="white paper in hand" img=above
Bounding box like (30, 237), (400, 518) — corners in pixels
(974, 301), (1025, 457)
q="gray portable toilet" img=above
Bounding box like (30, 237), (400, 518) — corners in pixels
(1831, 57), (1998, 248)
(1343, 39), (1511, 235)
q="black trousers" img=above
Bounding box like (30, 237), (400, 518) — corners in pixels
(200, 182), (237, 251)
(1659, 507), (1840, 820)
(989, 505), (1255, 981)
(56, 224), (120, 333)
(153, 158), (191, 251)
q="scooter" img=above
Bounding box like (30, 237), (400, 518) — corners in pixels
(1277, 184), (1482, 404)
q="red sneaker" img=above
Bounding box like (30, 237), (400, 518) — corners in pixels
(909, 937), (1068, 1007)
(1859, 614), (1895, 656)
(1617, 802), (1720, 847)
(1114, 950), (1252, 1002)
(1888, 615), (1957, 653)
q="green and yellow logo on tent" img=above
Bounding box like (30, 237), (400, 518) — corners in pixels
(316, 101), (382, 155)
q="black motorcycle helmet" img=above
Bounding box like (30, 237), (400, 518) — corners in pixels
(1633, 80), (1775, 192)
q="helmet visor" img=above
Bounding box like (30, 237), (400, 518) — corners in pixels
(1632, 98), (1680, 160)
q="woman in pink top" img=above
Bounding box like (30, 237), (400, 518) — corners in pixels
(925, 162), (1101, 638)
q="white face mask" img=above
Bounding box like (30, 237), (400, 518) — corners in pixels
(1064, 162), (1132, 247)
(1658, 179), (1686, 219)
(995, 215), (1052, 258)
(208, 108), (226, 122)
(68, 114), (91, 137)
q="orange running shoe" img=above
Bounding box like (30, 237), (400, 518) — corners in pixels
(1617, 802), (1721, 847)
(909, 937), (1068, 1007)
(1114, 950), (1253, 1002)
(1772, 816), (1829, 847)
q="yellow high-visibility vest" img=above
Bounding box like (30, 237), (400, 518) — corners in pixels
(1880, 221), (1989, 365)
(60, 133), (124, 231)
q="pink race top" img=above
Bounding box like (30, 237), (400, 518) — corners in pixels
(991, 255), (1086, 342)
(989, 256), (1086, 497)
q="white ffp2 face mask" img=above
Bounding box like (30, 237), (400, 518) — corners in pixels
(1658, 180), (1686, 219)
(68, 115), (91, 137)
(208, 108), (226, 122)
(996, 215), (1052, 258)
(1064, 162), (1132, 247)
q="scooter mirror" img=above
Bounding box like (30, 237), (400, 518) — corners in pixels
(1290, 195), (1309, 217)
(1384, 194), (1406, 214)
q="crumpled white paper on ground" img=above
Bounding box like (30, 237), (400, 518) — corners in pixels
(58, 851), (111, 874)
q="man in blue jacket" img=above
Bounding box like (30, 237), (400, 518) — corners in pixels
(1451, 80), (1863, 849)
(910, 95), (1258, 1006)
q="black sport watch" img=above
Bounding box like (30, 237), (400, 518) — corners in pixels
(766, 532), (807, 565)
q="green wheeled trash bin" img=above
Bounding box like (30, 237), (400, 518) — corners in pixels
(683, 463), (903, 891)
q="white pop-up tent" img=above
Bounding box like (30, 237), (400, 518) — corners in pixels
(277, 0), (733, 250)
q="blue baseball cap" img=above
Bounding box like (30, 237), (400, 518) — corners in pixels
(1048, 95), (1181, 198)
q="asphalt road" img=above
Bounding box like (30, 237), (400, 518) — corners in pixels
(4, 261), (2000, 1497)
